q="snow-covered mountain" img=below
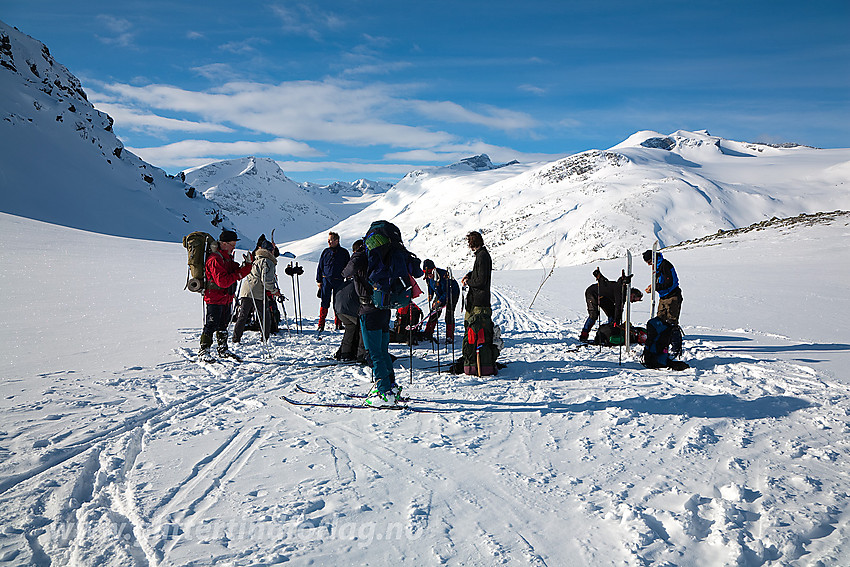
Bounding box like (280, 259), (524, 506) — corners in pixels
(283, 130), (850, 270)
(180, 156), (341, 243)
(300, 178), (394, 196)
(0, 19), (233, 241)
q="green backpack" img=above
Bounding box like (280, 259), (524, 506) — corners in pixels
(182, 231), (215, 293)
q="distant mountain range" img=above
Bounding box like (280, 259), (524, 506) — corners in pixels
(282, 129), (850, 269)
(2, 19), (849, 270)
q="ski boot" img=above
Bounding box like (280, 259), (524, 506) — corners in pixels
(216, 332), (242, 361)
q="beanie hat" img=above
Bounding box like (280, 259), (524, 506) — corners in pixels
(642, 250), (653, 263)
(220, 229), (239, 242)
(423, 259), (435, 271)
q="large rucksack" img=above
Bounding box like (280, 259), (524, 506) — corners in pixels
(594, 324), (648, 346)
(641, 317), (689, 370)
(363, 220), (422, 309)
(182, 231), (216, 293)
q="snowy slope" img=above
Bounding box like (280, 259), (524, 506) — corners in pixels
(283, 131), (850, 270)
(1, 210), (849, 566)
(0, 19), (231, 241)
(181, 157), (341, 243)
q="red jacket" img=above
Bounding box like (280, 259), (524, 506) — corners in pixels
(204, 249), (251, 305)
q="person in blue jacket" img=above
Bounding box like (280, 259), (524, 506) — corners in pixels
(643, 249), (684, 357)
(422, 259), (461, 343)
(316, 231), (350, 332)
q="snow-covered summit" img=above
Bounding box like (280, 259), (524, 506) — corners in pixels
(181, 157), (339, 243)
(283, 129), (850, 270)
(446, 153), (520, 172)
(0, 19), (232, 241)
(300, 178), (394, 196)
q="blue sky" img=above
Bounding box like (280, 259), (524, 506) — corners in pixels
(4, 0), (848, 183)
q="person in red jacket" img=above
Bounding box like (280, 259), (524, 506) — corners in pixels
(199, 229), (252, 362)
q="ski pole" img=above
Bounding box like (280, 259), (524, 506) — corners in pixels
(295, 263), (304, 333)
(247, 286), (272, 359)
(409, 300), (414, 385)
(448, 268), (456, 364)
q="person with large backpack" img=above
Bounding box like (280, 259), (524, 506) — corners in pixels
(199, 230), (252, 362)
(460, 231), (499, 376)
(315, 231), (350, 332)
(422, 259), (461, 343)
(643, 249), (684, 358)
(232, 234), (283, 345)
(355, 220), (423, 406)
(580, 267), (643, 344)
(333, 239), (367, 363)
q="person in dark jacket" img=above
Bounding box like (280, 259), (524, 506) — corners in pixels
(316, 231), (350, 332)
(422, 259), (461, 343)
(460, 231), (499, 375)
(461, 231), (492, 314)
(334, 240), (367, 362)
(199, 229), (252, 362)
(579, 267), (643, 342)
(344, 225), (423, 405)
(643, 249), (684, 357)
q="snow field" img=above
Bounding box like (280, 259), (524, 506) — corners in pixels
(1, 212), (849, 565)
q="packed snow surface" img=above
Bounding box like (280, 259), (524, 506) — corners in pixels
(1, 210), (849, 566)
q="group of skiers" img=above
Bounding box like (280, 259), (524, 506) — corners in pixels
(578, 249), (684, 363)
(195, 224), (685, 407)
(196, 224), (497, 406)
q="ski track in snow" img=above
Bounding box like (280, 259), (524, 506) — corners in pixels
(1, 285), (850, 566)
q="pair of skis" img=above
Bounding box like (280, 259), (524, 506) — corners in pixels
(281, 385), (447, 413)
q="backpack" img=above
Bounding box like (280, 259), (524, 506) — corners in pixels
(595, 323), (625, 346)
(182, 231), (216, 293)
(641, 317), (689, 370)
(390, 304), (424, 344)
(364, 220), (422, 309)
(594, 324), (648, 346)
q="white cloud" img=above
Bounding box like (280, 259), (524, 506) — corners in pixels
(519, 84), (546, 96)
(410, 100), (538, 131)
(91, 102), (234, 134)
(95, 15), (135, 48)
(270, 3), (345, 41)
(127, 138), (323, 169)
(98, 79), (458, 148)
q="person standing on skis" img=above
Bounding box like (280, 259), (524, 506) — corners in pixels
(199, 229), (252, 362)
(232, 235), (282, 344)
(643, 249), (684, 357)
(579, 267), (643, 343)
(422, 259), (460, 343)
(316, 231), (350, 332)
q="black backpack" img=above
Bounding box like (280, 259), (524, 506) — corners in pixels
(641, 317), (688, 370)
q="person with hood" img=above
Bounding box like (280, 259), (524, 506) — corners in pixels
(422, 259), (461, 343)
(316, 231), (350, 332)
(643, 249), (684, 357)
(232, 235), (282, 344)
(199, 229), (252, 362)
(580, 267), (643, 343)
(333, 239), (367, 363)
